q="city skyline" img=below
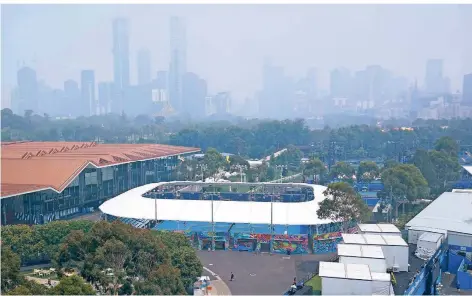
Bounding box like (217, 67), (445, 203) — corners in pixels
(3, 4), (472, 104)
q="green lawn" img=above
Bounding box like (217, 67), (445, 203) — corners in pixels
(304, 275), (321, 295)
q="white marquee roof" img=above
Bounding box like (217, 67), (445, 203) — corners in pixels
(406, 191), (472, 235)
(99, 182), (334, 225)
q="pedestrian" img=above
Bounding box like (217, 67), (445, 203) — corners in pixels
(293, 277), (297, 286)
(230, 272), (234, 281)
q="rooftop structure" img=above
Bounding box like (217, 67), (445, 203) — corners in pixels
(1, 141), (199, 197)
(99, 182), (333, 225)
(342, 233), (408, 247)
(405, 191), (472, 235)
(319, 262), (372, 280)
(358, 223), (401, 235)
(337, 244), (385, 259)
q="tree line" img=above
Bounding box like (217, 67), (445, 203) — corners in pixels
(1, 220), (202, 295)
(2, 108), (472, 161)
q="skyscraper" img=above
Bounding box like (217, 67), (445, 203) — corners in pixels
(168, 16), (187, 112)
(463, 73), (472, 106)
(137, 49), (151, 85)
(80, 70), (96, 116)
(16, 67), (38, 114)
(113, 18), (130, 90)
(330, 68), (351, 98)
(64, 79), (80, 116)
(425, 59), (444, 94)
(98, 82), (114, 114)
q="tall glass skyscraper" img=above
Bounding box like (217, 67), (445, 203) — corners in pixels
(169, 16), (187, 112)
(112, 18), (130, 113)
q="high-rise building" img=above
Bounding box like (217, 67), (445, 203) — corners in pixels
(112, 18), (130, 114)
(182, 72), (207, 117)
(16, 67), (38, 114)
(98, 82), (114, 114)
(80, 70), (96, 116)
(113, 18), (130, 89)
(155, 71), (168, 89)
(330, 68), (351, 98)
(137, 49), (151, 85)
(168, 16), (187, 112)
(64, 80), (80, 117)
(463, 73), (472, 106)
(425, 59), (444, 94)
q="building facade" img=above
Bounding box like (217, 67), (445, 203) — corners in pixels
(1, 141), (199, 226)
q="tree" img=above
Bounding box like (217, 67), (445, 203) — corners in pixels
(329, 162), (355, 181)
(434, 136), (459, 157)
(1, 246), (21, 293)
(317, 182), (371, 231)
(357, 161), (379, 182)
(169, 246), (203, 289)
(203, 148), (225, 177)
(51, 275), (95, 295)
(428, 150), (461, 194)
(6, 280), (49, 295)
(411, 149), (436, 189)
(381, 164), (428, 202)
(303, 158), (327, 184)
(147, 264), (186, 295)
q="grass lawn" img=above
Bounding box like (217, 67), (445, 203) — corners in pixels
(305, 275), (321, 295)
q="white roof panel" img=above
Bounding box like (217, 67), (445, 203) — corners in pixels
(99, 182), (334, 225)
(377, 224), (401, 233)
(338, 244), (384, 259)
(358, 224), (381, 233)
(371, 272), (391, 282)
(361, 245), (385, 259)
(337, 244), (362, 257)
(418, 232), (443, 243)
(346, 264), (372, 280)
(364, 234), (387, 245)
(358, 224), (401, 234)
(342, 233), (367, 244)
(382, 235), (408, 246)
(406, 191), (472, 235)
(319, 262), (346, 278)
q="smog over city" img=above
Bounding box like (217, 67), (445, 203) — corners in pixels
(2, 4), (472, 121)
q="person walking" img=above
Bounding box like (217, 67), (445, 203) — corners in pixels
(230, 272), (235, 281)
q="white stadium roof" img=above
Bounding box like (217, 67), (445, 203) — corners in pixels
(99, 182), (334, 226)
(406, 191), (472, 235)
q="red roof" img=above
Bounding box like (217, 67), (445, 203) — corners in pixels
(1, 141), (199, 197)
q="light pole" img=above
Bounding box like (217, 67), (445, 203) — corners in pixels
(209, 185), (215, 251)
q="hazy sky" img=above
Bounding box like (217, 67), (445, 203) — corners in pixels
(2, 4), (472, 102)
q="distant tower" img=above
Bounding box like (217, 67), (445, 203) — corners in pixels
(137, 49), (151, 85)
(112, 18), (130, 113)
(80, 70), (96, 116)
(16, 67), (38, 114)
(425, 59), (444, 94)
(168, 16), (187, 112)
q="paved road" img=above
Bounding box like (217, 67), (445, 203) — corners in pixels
(198, 250), (334, 295)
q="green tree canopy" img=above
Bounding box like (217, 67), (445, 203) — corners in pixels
(434, 136), (459, 157)
(329, 162), (355, 180)
(317, 182), (371, 230)
(357, 161), (380, 182)
(381, 164), (429, 202)
(51, 275), (95, 295)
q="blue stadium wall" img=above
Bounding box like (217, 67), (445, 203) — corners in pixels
(108, 215), (358, 255)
